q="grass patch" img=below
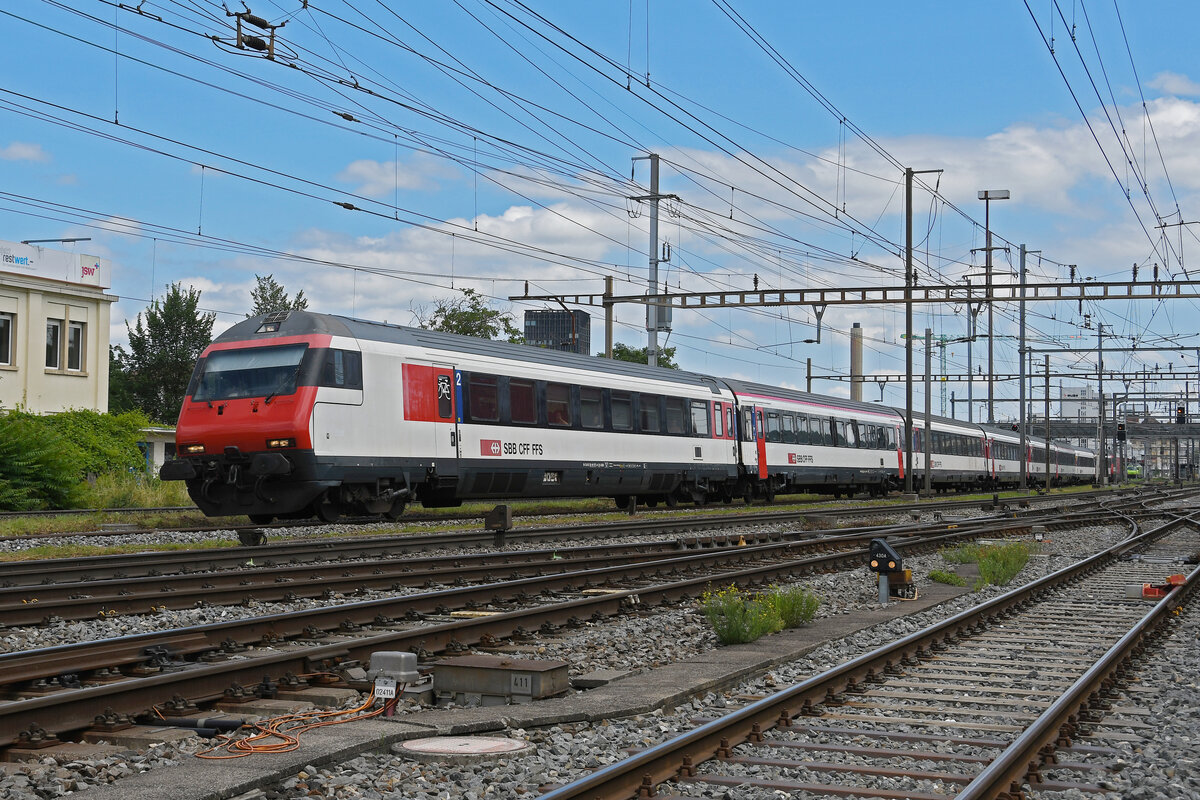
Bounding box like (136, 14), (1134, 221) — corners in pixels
(928, 568), (967, 587)
(0, 538), (239, 562)
(701, 584), (821, 644)
(79, 471), (193, 509)
(701, 585), (783, 644)
(939, 541), (1036, 588)
(761, 584), (820, 628)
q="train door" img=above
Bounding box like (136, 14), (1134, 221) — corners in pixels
(401, 363), (459, 472)
(754, 407), (767, 479)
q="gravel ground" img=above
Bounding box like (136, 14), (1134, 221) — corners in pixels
(5, 520), (1173, 800)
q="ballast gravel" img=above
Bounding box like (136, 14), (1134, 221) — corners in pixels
(8, 519), (1192, 800)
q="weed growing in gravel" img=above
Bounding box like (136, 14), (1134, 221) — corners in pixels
(938, 541), (1035, 588)
(700, 585), (783, 644)
(928, 568), (967, 587)
(762, 584), (820, 628)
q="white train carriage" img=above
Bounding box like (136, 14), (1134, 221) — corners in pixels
(723, 380), (903, 499)
(905, 415), (990, 492)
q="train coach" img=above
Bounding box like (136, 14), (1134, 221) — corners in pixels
(160, 311), (1096, 521)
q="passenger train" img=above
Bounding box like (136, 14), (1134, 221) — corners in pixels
(159, 311), (1097, 522)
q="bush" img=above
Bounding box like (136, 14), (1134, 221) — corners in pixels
(762, 584), (820, 628)
(0, 413), (86, 510)
(34, 408), (152, 475)
(701, 585), (783, 645)
(929, 568), (967, 587)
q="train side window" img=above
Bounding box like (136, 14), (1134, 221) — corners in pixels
(794, 414), (809, 445)
(726, 406), (736, 439)
(766, 412), (782, 443)
(690, 400), (710, 436)
(665, 397), (687, 435)
(319, 349), (363, 389)
(712, 403), (724, 437)
(639, 394), (661, 433)
(741, 409), (755, 441)
(813, 418), (830, 447)
(437, 374), (453, 419)
(612, 392), (633, 431)
(466, 373), (500, 422)
(510, 378), (537, 425)
(580, 387), (603, 429)
(781, 413), (796, 444)
(842, 421), (857, 448)
(547, 382), (571, 427)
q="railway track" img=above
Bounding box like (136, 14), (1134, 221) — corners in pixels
(537, 513), (1200, 799)
(0, 490), (1167, 753)
(0, 485), (1154, 548)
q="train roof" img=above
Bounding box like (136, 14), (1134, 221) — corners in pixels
(720, 378), (903, 419)
(214, 311), (729, 393)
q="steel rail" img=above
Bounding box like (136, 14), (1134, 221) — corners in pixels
(538, 513), (1186, 800)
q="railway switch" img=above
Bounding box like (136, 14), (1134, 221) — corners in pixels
(1127, 574), (1185, 599)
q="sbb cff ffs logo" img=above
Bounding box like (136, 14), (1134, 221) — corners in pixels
(481, 439), (502, 456)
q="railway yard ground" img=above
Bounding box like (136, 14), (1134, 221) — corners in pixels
(0, 488), (1197, 800)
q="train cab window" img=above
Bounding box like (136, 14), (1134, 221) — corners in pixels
(547, 383), (571, 427)
(640, 394), (661, 433)
(467, 373), (500, 422)
(690, 400), (710, 436)
(766, 412), (782, 443)
(580, 387), (603, 429)
(612, 392), (633, 431)
(665, 397), (687, 434)
(510, 378), (537, 425)
(197, 343), (309, 401)
(781, 414), (797, 444)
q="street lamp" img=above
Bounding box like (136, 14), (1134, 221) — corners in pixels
(978, 189), (1010, 425)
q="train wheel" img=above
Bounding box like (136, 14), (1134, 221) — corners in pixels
(645, 498), (658, 508)
(665, 494), (679, 508)
(384, 500), (407, 520)
(314, 493), (341, 523)
(614, 495), (631, 510)
(248, 514), (273, 525)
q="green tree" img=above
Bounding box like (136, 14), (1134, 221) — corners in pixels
(603, 342), (679, 369)
(118, 283), (216, 424)
(248, 274), (308, 317)
(414, 288), (524, 343)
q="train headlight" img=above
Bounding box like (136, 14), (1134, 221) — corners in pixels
(181, 443), (205, 455)
(266, 437), (296, 449)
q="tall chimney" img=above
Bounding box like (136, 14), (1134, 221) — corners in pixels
(850, 322), (863, 402)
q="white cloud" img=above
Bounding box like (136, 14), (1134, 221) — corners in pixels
(0, 142), (50, 162)
(1148, 71), (1200, 97)
(336, 153), (460, 197)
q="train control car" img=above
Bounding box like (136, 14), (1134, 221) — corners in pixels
(161, 311), (744, 521)
(160, 310), (1100, 522)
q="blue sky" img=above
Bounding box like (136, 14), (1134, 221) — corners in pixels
(4, 1), (1200, 422)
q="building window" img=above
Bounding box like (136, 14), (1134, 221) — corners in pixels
(46, 319), (62, 368)
(67, 321), (85, 371)
(0, 313), (12, 365)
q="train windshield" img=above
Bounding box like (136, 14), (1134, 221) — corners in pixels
(192, 344), (307, 401)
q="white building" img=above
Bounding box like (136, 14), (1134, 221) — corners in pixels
(0, 239), (116, 413)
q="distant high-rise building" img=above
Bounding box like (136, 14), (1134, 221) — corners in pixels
(524, 309), (591, 354)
